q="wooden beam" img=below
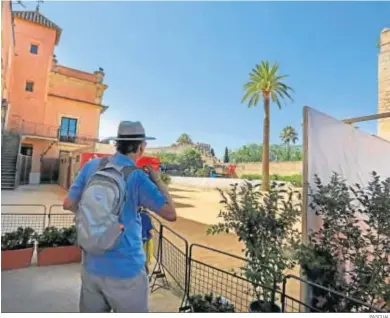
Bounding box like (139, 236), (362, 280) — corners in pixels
(342, 112), (390, 124)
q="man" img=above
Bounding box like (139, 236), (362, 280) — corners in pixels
(63, 121), (176, 313)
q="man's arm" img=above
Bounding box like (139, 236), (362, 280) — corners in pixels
(153, 179), (176, 221)
(63, 163), (89, 213)
(138, 169), (176, 222)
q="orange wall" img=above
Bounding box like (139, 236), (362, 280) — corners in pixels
(1, 1), (14, 102)
(23, 138), (59, 172)
(8, 18), (56, 124)
(49, 68), (104, 105)
(45, 95), (101, 138)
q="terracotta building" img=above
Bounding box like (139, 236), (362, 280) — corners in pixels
(1, 0), (15, 128)
(2, 7), (108, 188)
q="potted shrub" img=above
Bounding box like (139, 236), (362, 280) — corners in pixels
(297, 172), (390, 312)
(1, 227), (35, 270)
(208, 182), (301, 312)
(36, 225), (81, 266)
(188, 293), (235, 312)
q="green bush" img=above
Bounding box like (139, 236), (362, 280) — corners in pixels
(208, 182), (301, 312)
(272, 174), (302, 187)
(36, 226), (77, 248)
(297, 172), (390, 312)
(189, 293), (235, 312)
(240, 173), (303, 187)
(195, 168), (210, 177)
(1, 227), (36, 251)
(240, 173), (262, 180)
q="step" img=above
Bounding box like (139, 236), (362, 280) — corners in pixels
(1, 185), (15, 190)
(2, 152), (18, 155)
(1, 180), (15, 185)
(1, 176), (15, 181)
(1, 164), (16, 168)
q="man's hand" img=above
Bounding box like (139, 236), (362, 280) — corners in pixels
(63, 197), (78, 213)
(144, 165), (161, 184)
(142, 165), (176, 222)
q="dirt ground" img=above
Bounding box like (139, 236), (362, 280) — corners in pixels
(1, 184), (301, 309)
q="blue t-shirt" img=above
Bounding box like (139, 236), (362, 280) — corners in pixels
(140, 211), (153, 242)
(68, 152), (167, 279)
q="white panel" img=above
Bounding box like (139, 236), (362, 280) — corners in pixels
(306, 107), (390, 233)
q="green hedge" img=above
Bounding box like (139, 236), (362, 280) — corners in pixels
(240, 173), (302, 187)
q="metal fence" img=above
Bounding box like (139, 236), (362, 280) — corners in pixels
(47, 205), (74, 228)
(148, 215), (189, 296)
(179, 244), (285, 313)
(281, 275), (386, 313)
(1, 204), (386, 313)
(1, 204), (47, 234)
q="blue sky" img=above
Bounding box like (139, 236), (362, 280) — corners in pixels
(23, 1), (389, 157)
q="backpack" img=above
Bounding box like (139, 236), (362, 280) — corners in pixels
(75, 157), (137, 254)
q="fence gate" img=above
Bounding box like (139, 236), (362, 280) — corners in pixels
(18, 154), (32, 185)
(40, 157), (60, 184)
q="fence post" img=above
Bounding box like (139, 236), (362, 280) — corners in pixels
(42, 205), (47, 231)
(281, 276), (287, 312)
(179, 243), (193, 311)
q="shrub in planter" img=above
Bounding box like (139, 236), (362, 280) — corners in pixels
(189, 293), (235, 312)
(1, 227), (35, 270)
(36, 225), (81, 266)
(297, 172), (390, 312)
(208, 182), (301, 312)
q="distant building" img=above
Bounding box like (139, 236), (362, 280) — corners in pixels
(378, 28), (390, 141)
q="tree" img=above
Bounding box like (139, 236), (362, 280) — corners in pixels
(280, 126), (298, 161)
(223, 147), (229, 163)
(229, 144), (262, 163)
(176, 133), (193, 145)
(242, 61), (293, 191)
(210, 148), (215, 157)
(178, 148), (203, 170)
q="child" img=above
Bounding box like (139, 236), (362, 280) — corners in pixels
(140, 208), (154, 275)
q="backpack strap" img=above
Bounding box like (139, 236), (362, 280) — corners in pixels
(121, 166), (138, 181)
(98, 157), (110, 170)
(97, 157), (137, 181)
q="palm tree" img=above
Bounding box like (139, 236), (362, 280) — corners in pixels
(242, 61), (293, 191)
(280, 126), (298, 161)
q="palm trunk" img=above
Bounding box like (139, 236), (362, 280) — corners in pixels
(287, 143), (291, 161)
(262, 97), (270, 192)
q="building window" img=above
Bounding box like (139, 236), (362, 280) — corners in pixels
(25, 81), (34, 92)
(30, 44), (39, 54)
(59, 117), (78, 143)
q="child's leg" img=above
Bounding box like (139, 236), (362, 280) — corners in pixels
(143, 241), (150, 275)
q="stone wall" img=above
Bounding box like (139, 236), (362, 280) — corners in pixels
(235, 161), (302, 177)
(378, 28), (390, 141)
(145, 145), (191, 154)
(146, 145), (302, 176)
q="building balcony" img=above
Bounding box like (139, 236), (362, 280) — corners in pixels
(7, 115), (98, 147)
